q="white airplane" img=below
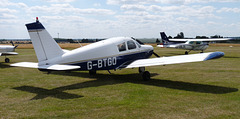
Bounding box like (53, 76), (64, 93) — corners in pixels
(11, 18), (225, 80)
(0, 41), (18, 63)
(157, 32), (230, 54)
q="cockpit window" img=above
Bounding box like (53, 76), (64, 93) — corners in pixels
(189, 41), (194, 44)
(127, 40), (137, 50)
(196, 41), (201, 44)
(118, 42), (126, 52)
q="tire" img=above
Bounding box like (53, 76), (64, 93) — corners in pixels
(142, 71), (150, 81)
(5, 58), (10, 63)
(89, 70), (96, 75)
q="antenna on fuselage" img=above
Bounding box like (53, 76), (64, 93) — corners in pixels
(77, 39), (82, 47)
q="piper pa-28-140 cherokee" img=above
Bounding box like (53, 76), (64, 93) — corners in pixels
(11, 18), (224, 80)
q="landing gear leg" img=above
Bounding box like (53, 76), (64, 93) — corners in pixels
(138, 67), (145, 73)
(185, 50), (191, 55)
(89, 70), (96, 75)
(5, 58), (10, 63)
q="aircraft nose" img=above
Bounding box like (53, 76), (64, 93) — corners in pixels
(143, 45), (154, 51)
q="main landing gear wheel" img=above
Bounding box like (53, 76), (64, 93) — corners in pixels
(139, 67), (150, 81)
(5, 58), (10, 63)
(89, 70), (96, 75)
(142, 71), (150, 81)
(185, 51), (188, 55)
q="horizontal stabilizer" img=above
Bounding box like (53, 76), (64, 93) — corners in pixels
(0, 52), (18, 56)
(11, 62), (80, 71)
(168, 38), (231, 42)
(125, 52), (224, 68)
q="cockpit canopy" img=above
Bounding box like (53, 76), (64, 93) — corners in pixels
(117, 39), (141, 52)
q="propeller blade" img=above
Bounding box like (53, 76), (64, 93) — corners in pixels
(136, 39), (144, 45)
(14, 45), (19, 49)
(152, 52), (160, 57)
(10, 41), (14, 46)
(131, 37), (144, 45)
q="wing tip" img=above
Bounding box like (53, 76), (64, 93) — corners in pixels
(204, 52), (224, 61)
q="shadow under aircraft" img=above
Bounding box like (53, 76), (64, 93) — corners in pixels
(13, 71), (238, 100)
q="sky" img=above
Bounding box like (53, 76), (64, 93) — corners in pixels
(0, 0), (240, 39)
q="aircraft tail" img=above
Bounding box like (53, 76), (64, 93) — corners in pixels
(25, 18), (63, 62)
(160, 32), (170, 45)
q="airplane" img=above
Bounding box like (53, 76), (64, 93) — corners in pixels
(0, 41), (18, 63)
(157, 32), (230, 55)
(11, 18), (225, 80)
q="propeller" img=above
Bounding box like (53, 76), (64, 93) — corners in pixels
(10, 41), (18, 49)
(131, 37), (160, 58)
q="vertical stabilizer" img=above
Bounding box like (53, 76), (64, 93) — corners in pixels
(160, 32), (170, 45)
(25, 18), (63, 62)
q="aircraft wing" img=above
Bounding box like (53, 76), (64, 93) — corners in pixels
(10, 62), (81, 70)
(124, 52), (224, 68)
(157, 44), (178, 48)
(169, 38), (231, 42)
(0, 52), (18, 56)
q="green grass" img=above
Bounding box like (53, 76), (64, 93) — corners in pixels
(0, 45), (240, 118)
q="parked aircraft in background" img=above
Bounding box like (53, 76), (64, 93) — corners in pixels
(157, 32), (230, 54)
(0, 41), (18, 63)
(11, 18), (224, 80)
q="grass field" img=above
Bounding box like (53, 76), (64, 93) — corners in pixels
(0, 44), (239, 118)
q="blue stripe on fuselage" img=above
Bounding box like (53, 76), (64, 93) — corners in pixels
(70, 50), (153, 71)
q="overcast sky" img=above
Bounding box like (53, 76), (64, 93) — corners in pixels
(0, 0), (240, 39)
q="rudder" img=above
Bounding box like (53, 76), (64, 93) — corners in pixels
(160, 32), (170, 45)
(25, 18), (63, 62)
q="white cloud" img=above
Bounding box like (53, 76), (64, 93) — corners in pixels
(44, 0), (75, 3)
(26, 4), (115, 15)
(107, 0), (239, 5)
(1, 13), (17, 19)
(0, 8), (17, 13)
(176, 17), (191, 22)
(121, 4), (147, 11)
(0, 0), (27, 8)
(93, 3), (101, 7)
(120, 4), (218, 19)
(217, 7), (240, 13)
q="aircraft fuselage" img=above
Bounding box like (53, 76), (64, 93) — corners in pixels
(39, 37), (153, 71)
(0, 45), (15, 53)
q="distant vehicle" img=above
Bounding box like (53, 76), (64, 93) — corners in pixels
(0, 41), (18, 63)
(157, 32), (230, 54)
(11, 18), (224, 80)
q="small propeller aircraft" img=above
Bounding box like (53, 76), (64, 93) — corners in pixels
(0, 41), (18, 63)
(11, 18), (225, 80)
(157, 32), (230, 54)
